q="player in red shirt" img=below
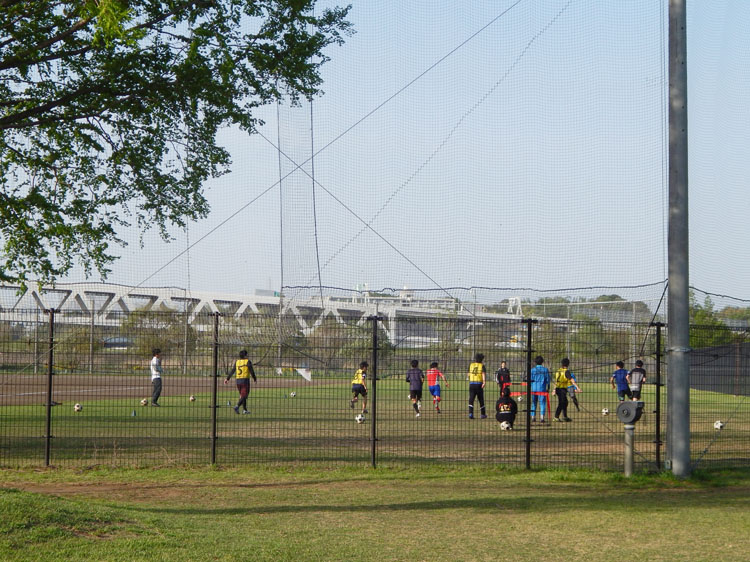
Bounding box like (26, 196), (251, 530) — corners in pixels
(425, 361), (449, 413)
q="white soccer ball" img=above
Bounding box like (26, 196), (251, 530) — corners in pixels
(73, 403), (82, 412)
(602, 408), (610, 416)
(517, 396), (524, 402)
(500, 421), (511, 431)
(290, 392), (296, 398)
(714, 420), (725, 430)
(189, 395), (196, 402)
(140, 398), (149, 406)
(355, 414), (365, 424)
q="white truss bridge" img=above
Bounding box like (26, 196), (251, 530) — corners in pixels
(0, 282), (524, 344)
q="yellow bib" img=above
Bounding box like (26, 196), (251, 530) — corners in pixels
(468, 362), (484, 383)
(351, 368), (366, 385)
(235, 359), (251, 380)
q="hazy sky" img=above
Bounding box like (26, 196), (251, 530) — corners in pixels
(65, 1), (750, 309)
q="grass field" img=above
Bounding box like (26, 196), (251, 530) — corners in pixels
(1, 464), (750, 561)
(2, 375), (748, 470)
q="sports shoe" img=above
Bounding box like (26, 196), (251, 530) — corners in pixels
(416, 413), (420, 418)
(151, 403), (160, 407)
(233, 406), (239, 414)
(468, 414), (474, 419)
(349, 399), (355, 409)
(480, 414), (487, 419)
(539, 419), (546, 424)
(531, 417), (536, 423)
(436, 407), (441, 414)
(563, 417), (572, 422)
(553, 417), (561, 422)
(242, 410), (249, 415)
(362, 409), (368, 414)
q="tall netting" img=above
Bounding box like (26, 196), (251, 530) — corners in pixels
(31, 0), (746, 314)
(279, 0), (669, 304)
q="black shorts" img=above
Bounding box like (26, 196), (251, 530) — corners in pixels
(409, 389), (422, 401)
(631, 389), (641, 399)
(617, 388), (633, 400)
(352, 384), (367, 397)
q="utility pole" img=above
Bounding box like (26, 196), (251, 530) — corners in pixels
(668, 0), (691, 477)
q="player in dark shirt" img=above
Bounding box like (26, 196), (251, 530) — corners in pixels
(495, 386), (518, 429)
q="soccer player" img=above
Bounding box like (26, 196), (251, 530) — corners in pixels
(628, 360), (647, 401)
(406, 359), (424, 417)
(224, 350), (257, 414)
(611, 361), (633, 401)
(495, 360), (511, 393)
(530, 355), (551, 423)
(426, 361), (449, 413)
(495, 385), (518, 429)
(553, 358), (577, 422)
(350, 361), (368, 414)
(150, 348), (163, 407)
(467, 353), (487, 419)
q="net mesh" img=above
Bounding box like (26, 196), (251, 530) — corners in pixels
(10, 1), (745, 317)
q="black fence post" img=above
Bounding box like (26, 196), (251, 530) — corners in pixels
(44, 308), (55, 467)
(211, 312), (220, 464)
(522, 318), (537, 470)
(369, 315), (382, 468)
(652, 321), (664, 470)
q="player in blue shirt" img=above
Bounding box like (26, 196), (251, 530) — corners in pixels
(610, 361), (633, 401)
(530, 355), (551, 424)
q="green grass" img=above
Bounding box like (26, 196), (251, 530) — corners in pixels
(1, 465), (750, 561)
(2, 379), (748, 470)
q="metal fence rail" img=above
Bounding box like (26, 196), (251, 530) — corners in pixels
(1, 310), (747, 470)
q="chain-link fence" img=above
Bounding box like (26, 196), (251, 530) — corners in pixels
(1, 310), (747, 471)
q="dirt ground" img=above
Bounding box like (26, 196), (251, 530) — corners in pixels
(0, 373), (305, 406)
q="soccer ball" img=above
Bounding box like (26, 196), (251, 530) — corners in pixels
(500, 421), (511, 431)
(517, 396), (524, 402)
(290, 392), (296, 398)
(73, 403), (82, 412)
(140, 398), (149, 406)
(189, 395), (196, 402)
(355, 414), (365, 424)
(714, 420), (725, 430)
(602, 408), (610, 416)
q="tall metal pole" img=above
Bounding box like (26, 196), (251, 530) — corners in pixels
(211, 312), (219, 464)
(44, 308), (55, 467)
(668, 0), (691, 477)
(369, 315), (381, 468)
(523, 318), (537, 470)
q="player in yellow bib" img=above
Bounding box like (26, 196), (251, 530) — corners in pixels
(553, 357), (577, 422)
(350, 361), (368, 414)
(224, 350), (257, 414)
(467, 353), (487, 419)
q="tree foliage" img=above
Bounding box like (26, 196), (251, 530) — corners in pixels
(521, 294), (652, 321)
(0, 0), (352, 285)
(689, 292), (732, 348)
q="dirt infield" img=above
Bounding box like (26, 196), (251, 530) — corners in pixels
(0, 373), (307, 406)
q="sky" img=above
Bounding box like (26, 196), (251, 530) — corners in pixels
(61, 0), (750, 309)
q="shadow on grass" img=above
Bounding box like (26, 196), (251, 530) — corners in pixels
(121, 487), (750, 517)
